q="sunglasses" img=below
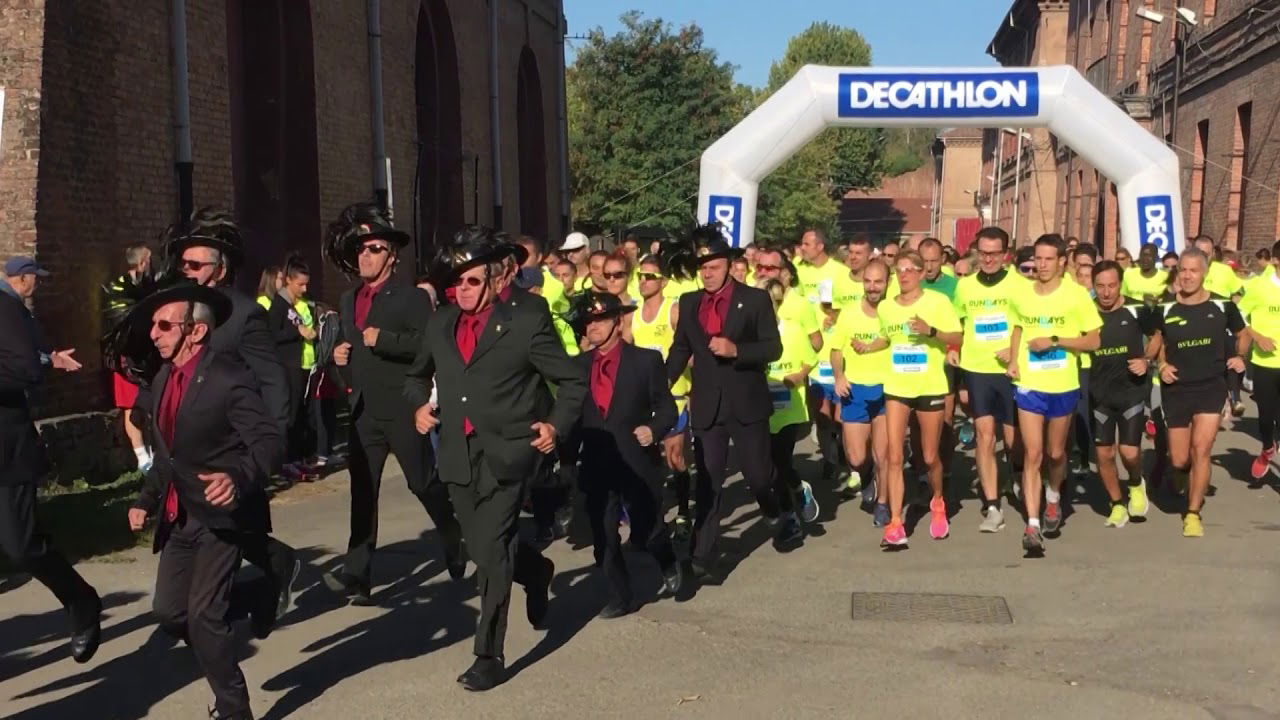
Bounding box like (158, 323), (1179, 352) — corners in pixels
(755, 264), (782, 272)
(1018, 265), (1035, 274)
(358, 244), (390, 256)
(152, 319), (194, 332)
(638, 272), (663, 282)
(180, 259), (218, 272)
(603, 271), (628, 281)
(452, 276), (485, 288)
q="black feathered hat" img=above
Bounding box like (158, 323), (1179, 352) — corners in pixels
(431, 226), (529, 285)
(655, 222), (733, 282)
(561, 291), (637, 340)
(324, 201), (411, 276)
(102, 276), (232, 385)
(162, 207), (245, 271)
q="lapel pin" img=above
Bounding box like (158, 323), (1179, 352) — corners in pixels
(496, 324), (502, 332)
(737, 302), (743, 309)
(196, 376), (204, 384)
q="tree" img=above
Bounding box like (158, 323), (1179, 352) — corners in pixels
(755, 22), (885, 245)
(567, 13), (749, 236)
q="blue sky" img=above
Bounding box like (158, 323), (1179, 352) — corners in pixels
(564, 0), (1009, 88)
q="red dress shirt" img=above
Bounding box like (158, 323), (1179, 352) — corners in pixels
(354, 279), (386, 330)
(157, 347), (204, 522)
(697, 280), (735, 337)
(590, 342), (623, 418)
(453, 288), (512, 434)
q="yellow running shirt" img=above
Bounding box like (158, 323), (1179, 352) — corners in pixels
(631, 297), (691, 409)
(877, 290), (961, 398)
(829, 300), (889, 386)
(953, 270), (1026, 376)
(1010, 281), (1102, 393)
(1238, 271), (1280, 369)
(768, 317), (818, 433)
(1121, 267), (1169, 301)
(796, 257), (848, 305)
(1205, 261), (1244, 298)
(778, 288), (820, 336)
(663, 275), (702, 300)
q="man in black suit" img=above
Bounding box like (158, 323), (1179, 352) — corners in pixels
(405, 227), (587, 691)
(664, 226), (783, 578)
(321, 202), (463, 604)
(569, 291), (683, 618)
(125, 283), (279, 720)
(0, 257), (102, 664)
(167, 209), (299, 633)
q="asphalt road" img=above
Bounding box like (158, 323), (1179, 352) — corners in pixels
(3, 415), (1279, 719)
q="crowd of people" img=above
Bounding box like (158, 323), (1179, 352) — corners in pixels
(3, 201), (1277, 717)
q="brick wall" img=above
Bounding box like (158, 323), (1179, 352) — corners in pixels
(0, 0), (45, 261)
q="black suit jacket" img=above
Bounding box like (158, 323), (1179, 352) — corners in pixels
(576, 343), (676, 485)
(0, 290), (49, 487)
(340, 278), (431, 420)
(134, 350), (280, 549)
(266, 293), (305, 371)
(210, 287), (290, 433)
(665, 280), (781, 430)
(404, 291), (587, 492)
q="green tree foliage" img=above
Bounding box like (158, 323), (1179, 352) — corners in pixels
(881, 127), (938, 176)
(567, 13), (748, 236)
(756, 22), (885, 245)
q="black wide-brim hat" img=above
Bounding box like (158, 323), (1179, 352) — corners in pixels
(579, 291), (637, 321)
(162, 208), (245, 269)
(325, 201), (411, 275)
(102, 278), (233, 384)
(696, 235), (733, 265)
(434, 227), (529, 283)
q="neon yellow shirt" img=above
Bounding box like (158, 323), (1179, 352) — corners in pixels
(768, 316), (818, 433)
(1238, 271), (1280, 369)
(778, 289), (820, 336)
(829, 301), (889, 386)
(663, 275), (702, 300)
(1011, 281), (1102, 393)
(831, 273), (863, 310)
(796, 257), (848, 306)
(295, 300), (316, 369)
(941, 265), (956, 277)
(631, 297), (690, 409)
(1121, 268), (1169, 300)
(1205, 261), (1243, 298)
(877, 290), (961, 398)
(953, 270), (1027, 375)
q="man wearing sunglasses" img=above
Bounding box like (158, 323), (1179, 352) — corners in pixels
(165, 209), (298, 638)
(321, 202), (464, 605)
(405, 226), (586, 691)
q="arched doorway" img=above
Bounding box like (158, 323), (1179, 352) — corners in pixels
(415, 0), (464, 271)
(226, 0), (322, 296)
(516, 46), (548, 244)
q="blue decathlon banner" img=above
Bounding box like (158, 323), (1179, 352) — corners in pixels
(1135, 194), (1176, 254)
(837, 72), (1040, 119)
(707, 194), (744, 247)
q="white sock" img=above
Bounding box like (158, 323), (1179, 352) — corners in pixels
(1029, 518), (1041, 529)
(1045, 488), (1061, 504)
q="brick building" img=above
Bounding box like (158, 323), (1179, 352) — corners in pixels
(984, 0), (1280, 255)
(0, 0), (569, 419)
(929, 128), (986, 250)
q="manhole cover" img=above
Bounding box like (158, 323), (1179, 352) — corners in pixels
(851, 592), (1013, 624)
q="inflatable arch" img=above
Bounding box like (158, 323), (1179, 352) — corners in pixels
(697, 66), (1184, 256)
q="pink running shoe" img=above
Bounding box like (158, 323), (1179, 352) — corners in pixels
(928, 497), (949, 540)
(881, 521), (908, 548)
(1251, 446), (1275, 481)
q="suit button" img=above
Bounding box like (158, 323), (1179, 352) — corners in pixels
(461, 396), (467, 402)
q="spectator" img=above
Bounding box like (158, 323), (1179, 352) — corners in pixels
(267, 254), (318, 480)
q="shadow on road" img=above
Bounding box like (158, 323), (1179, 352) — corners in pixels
(0, 591), (147, 686)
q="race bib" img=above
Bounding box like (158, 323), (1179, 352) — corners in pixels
(768, 381), (791, 411)
(1028, 346), (1067, 371)
(891, 344), (928, 374)
(973, 313), (1009, 342)
(815, 361), (834, 382)
(818, 279), (834, 304)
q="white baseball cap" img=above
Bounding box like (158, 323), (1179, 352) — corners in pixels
(560, 232), (589, 251)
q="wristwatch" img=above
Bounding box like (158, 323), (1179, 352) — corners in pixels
(928, 327), (937, 337)
(1050, 335), (1059, 346)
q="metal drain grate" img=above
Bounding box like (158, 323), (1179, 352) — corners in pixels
(851, 592), (1013, 624)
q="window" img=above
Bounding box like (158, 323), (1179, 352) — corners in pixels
(1226, 103), (1251, 250)
(1189, 119), (1208, 236)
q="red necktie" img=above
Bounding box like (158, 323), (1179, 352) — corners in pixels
(592, 355), (616, 417)
(458, 315), (482, 434)
(706, 295), (725, 336)
(157, 368), (190, 522)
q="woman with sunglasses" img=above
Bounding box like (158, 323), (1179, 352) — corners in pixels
(877, 251), (963, 547)
(603, 252), (636, 306)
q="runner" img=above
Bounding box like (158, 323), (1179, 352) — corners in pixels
(1234, 240), (1280, 482)
(877, 251), (963, 547)
(951, 227), (1023, 533)
(920, 238), (960, 485)
(1007, 235), (1102, 555)
(830, 259), (891, 524)
(1121, 243), (1169, 303)
(753, 245), (822, 352)
(1152, 247), (1246, 537)
(1088, 261), (1157, 527)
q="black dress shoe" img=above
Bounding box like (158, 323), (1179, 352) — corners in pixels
(446, 544), (468, 581)
(689, 559), (718, 585)
(526, 556), (554, 629)
(274, 554), (302, 620)
(69, 593), (102, 664)
(597, 600), (635, 619)
(662, 563), (684, 596)
(322, 571), (372, 605)
(457, 656), (505, 691)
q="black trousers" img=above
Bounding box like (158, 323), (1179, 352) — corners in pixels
(769, 423), (805, 514)
(691, 415), (778, 563)
(152, 514), (248, 717)
(1253, 364), (1280, 450)
(283, 367), (308, 464)
(344, 410), (463, 587)
(448, 437), (546, 658)
(0, 482), (98, 629)
(583, 461), (676, 606)
(311, 395), (338, 458)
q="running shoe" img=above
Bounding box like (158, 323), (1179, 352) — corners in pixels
(1104, 504), (1129, 528)
(860, 474), (877, 506)
(880, 521), (908, 548)
(799, 480), (820, 523)
(1232, 399), (1246, 417)
(1251, 446), (1275, 481)
(872, 503), (891, 528)
(978, 506), (1005, 533)
(840, 470), (862, 498)
(1127, 480), (1149, 519)
(928, 497), (949, 539)
(1022, 526), (1044, 555)
(1182, 512), (1204, 538)
(775, 514), (803, 546)
(1043, 501), (1062, 535)
(957, 419), (975, 448)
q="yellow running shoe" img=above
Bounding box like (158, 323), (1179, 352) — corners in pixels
(1104, 504), (1129, 528)
(1127, 480), (1149, 519)
(1182, 512), (1204, 538)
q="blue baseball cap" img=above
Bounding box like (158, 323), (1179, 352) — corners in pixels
(4, 256), (51, 277)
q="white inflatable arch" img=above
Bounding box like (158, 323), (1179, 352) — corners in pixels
(697, 65), (1183, 256)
